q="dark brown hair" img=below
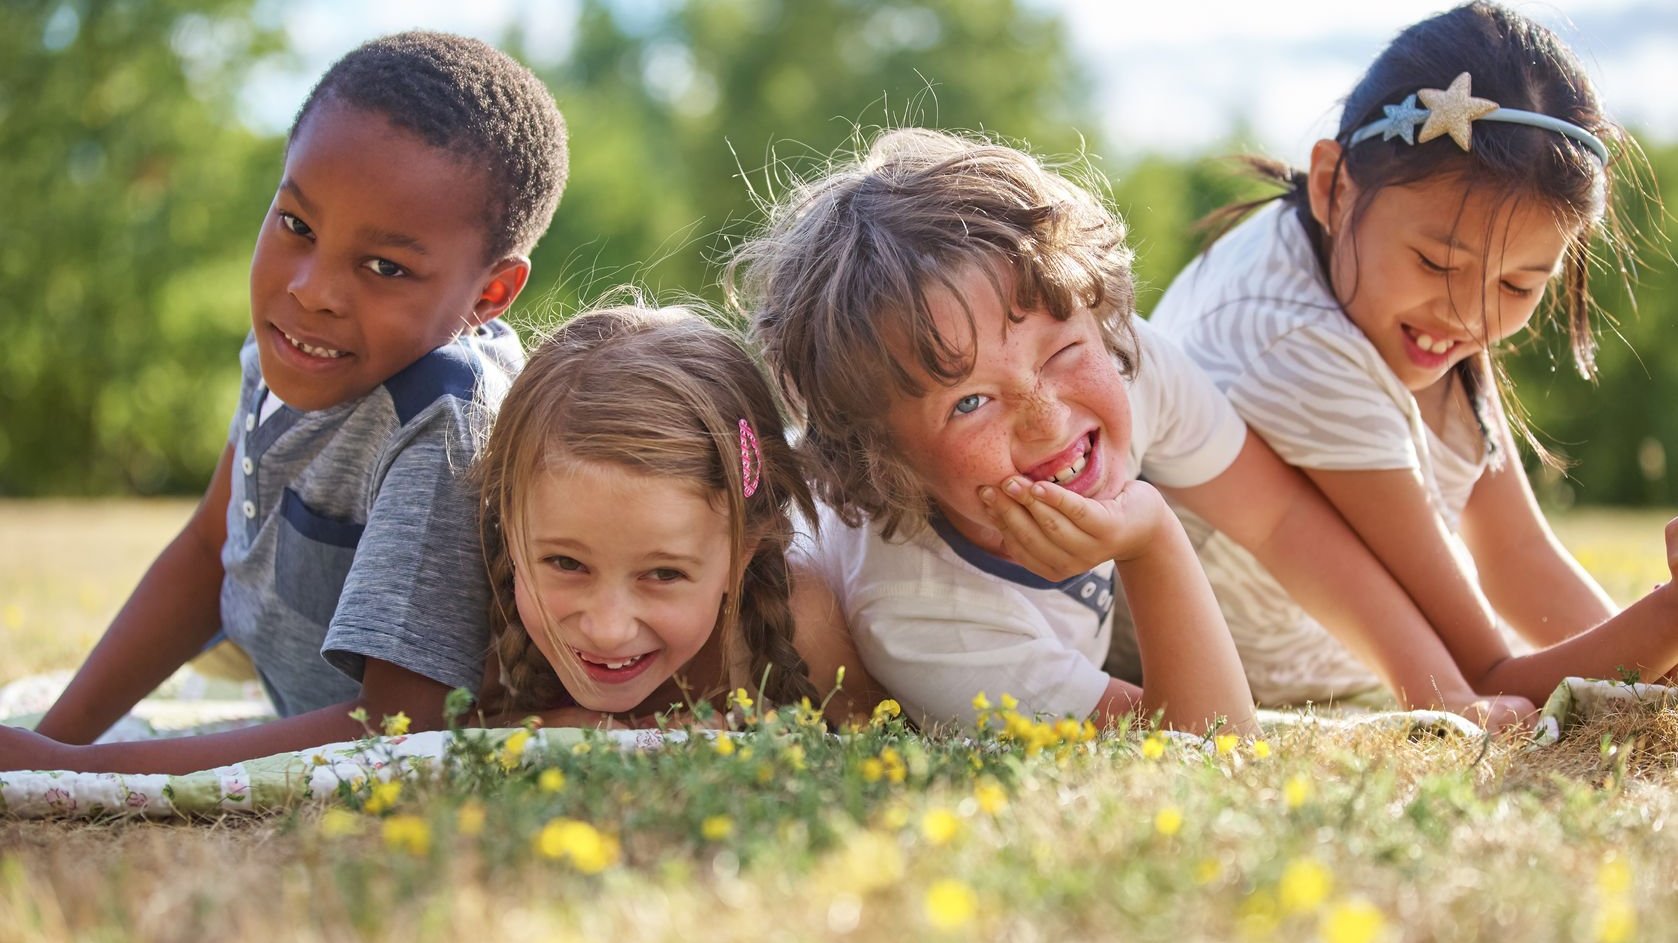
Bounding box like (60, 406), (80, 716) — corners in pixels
(729, 128), (1137, 538)
(1205, 2), (1636, 460)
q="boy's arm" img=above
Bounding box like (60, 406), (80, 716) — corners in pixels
(0, 658), (449, 774)
(788, 561), (885, 722)
(1459, 431), (1615, 645)
(983, 476), (1257, 734)
(1169, 432), (1533, 728)
(35, 444), (235, 744)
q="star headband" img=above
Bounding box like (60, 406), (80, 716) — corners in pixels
(1348, 72), (1608, 165)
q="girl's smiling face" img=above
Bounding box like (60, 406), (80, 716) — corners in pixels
(882, 264), (1134, 557)
(1308, 142), (1581, 392)
(511, 461), (733, 715)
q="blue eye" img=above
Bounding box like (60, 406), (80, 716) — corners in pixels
(953, 394), (988, 416)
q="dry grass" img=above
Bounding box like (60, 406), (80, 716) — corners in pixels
(1, 500), (1675, 942)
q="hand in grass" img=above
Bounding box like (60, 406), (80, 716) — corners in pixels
(1442, 692), (1535, 733)
(979, 475), (1173, 581)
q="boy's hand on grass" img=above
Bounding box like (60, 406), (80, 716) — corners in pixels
(980, 476), (1172, 581)
(0, 725), (77, 772)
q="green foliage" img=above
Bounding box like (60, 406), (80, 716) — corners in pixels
(0, 0), (283, 495)
(2, 0), (1675, 505)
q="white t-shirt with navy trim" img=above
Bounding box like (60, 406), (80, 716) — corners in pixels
(798, 318), (1247, 730)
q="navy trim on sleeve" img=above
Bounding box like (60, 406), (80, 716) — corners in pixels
(281, 488), (366, 548)
(383, 337), (484, 425)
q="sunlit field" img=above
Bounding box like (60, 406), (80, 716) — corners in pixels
(1, 500), (1675, 942)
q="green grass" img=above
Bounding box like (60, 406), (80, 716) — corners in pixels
(1, 500), (1675, 942)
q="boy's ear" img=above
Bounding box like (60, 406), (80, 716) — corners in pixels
(1305, 139), (1354, 236)
(470, 256), (532, 325)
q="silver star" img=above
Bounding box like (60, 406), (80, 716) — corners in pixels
(1380, 94), (1429, 145)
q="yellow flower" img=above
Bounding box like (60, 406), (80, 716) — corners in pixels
(973, 780), (1008, 815)
(713, 734), (737, 756)
(535, 818), (620, 873)
(730, 687), (754, 710)
(924, 879), (978, 930)
(499, 729), (531, 770)
(860, 757), (885, 783)
(701, 815), (734, 841)
(1215, 734), (1238, 755)
(795, 697), (823, 727)
(570, 741), (591, 756)
(871, 699), (902, 724)
(318, 807), (363, 838)
(920, 807), (962, 846)
(1251, 739), (1272, 759)
(456, 800), (486, 836)
(783, 744), (807, 771)
(824, 829), (904, 894)
(1598, 855), (1633, 897)
(381, 711), (411, 737)
(972, 692), (991, 712)
(381, 814), (431, 857)
(539, 768), (566, 793)
(881, 747), (907, 784)
(1321, 897), (1387, 943)
(311, 754), (329, 767)
(1194, 857), (1222, 885)
(1278, 858), (1332, 914)
(1284, 774), (1312, 810)
(879, 803), (911, 831)
(1153, 805), (1183, 837)
(1595, 898), (1636, 943)
(363, 780), (402, 816)
(1141, 734), (1166, 760)
(1054, 718), (1082, 742)
(999, 693), (1019, 711)
(1080, 719), (1099, 743)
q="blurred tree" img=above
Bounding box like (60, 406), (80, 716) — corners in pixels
(0, 0), (283, 495)
(512, 0), (1097, 328)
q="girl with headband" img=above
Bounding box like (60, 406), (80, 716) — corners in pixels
(474, 304), (876, 725)
(1150, 1), (1678, 709)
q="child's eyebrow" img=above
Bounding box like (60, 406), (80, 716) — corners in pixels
(355, 226), (430, 256)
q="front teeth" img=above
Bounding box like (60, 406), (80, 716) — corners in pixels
(282, 329), (346, 359)
(1049, 452), (1089, 485)
(580, 651), (647, 671)
(1412, 330), (1456, 355)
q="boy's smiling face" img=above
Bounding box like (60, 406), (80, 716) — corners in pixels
(883, 264), (1134, 557)
(249, 99), (523, 412)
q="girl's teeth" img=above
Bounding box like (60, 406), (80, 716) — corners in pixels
(596, 654), (645, 670)
(1413, 331), (1454, 355)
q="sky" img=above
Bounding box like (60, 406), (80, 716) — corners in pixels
(244, 0), (1678, 160)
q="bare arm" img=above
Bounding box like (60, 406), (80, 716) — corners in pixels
(984, 476), (1257, 735)
(2, 659), (452, 774)
(1172, 432), (1531, 726)
(789, 562), (885, 723)
(35, 445), (236, 744)
(1459, 437), (1614, 646)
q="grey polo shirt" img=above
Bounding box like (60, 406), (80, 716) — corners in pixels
(220, 322), (522, 716)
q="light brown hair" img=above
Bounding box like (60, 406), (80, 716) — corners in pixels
(476, 304), (819, 712)
(728, 128), (1138, 538)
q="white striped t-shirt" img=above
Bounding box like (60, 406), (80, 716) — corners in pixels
(1148, 202), (1488, 704)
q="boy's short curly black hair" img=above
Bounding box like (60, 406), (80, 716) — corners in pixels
(290, 31), (568, 261)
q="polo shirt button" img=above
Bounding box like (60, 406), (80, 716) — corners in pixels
(241, 457), (254, 475)
(245, 414), (256, 432)
(242, 500), (256, 519)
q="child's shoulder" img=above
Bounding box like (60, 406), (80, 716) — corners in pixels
(379, 321), (525, 426)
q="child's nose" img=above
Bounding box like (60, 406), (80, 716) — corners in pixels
(288, 257), (344, 316)
(575, 588), (639, 651)
(1016, 388), (1070, 441)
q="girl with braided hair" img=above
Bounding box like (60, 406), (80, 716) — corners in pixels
(475, 304), (874, 725)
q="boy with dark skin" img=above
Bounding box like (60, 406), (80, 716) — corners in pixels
(0, 33), (568, 774)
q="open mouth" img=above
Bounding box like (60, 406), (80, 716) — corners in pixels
(573, 648), (658, 684)
(1402, 325), (1459, 357)
(275, 325), (348, 360)
(1025, 431), (1096, 487)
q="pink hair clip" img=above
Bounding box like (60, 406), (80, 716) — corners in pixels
(738, 418), (762, 498)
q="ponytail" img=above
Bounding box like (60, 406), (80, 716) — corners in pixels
(735, 537), (818, 707)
